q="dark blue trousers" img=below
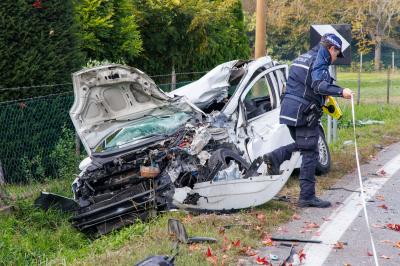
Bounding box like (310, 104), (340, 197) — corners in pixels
(270, 125), (319, 200)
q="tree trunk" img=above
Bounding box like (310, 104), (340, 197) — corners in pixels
(374, 36), (382, 71)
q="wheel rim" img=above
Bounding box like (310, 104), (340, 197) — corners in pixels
(318, 136), (328, 166)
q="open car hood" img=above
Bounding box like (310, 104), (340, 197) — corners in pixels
(70, 64), (197, 155)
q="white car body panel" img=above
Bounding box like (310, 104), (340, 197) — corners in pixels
(174, 152), (300, 210)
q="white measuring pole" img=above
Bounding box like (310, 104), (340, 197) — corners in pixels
(350, 95), (379, 266)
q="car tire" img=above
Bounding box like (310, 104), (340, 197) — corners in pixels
(316, 127), (331, 175)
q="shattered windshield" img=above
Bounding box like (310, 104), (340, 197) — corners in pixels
(96, 112), (191, 152)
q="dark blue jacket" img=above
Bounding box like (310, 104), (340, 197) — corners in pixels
(279, 45), (344, 127)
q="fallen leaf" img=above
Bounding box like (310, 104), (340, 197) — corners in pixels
(377, 169), (387, 176)
(292, 213), (301, 220)
(380, 240), (393, 244)
(218, 227), (226, 235)
(395, 241), (400, 249)
(262, 236), (273, 246)
(343, 264), (351, 266)
(239, 246), (257, 256)
(206, 246), (213, 257)
(183, 214), (193, 223)
(221, 254), (228, 266)
(298, 249), (306, 263)
(222, 244), (231, 252)
(305, 222), (320, 229)
(256, 213), (266, 223)
(232, 239), (241, 247)
(380, 255), (390, 259)
(333, 241), (345, 249)
(189, 243), (200, 252)
(254, 225), (262, 232)
(206, 255), (218, 266)
(375, 195), (385, 201)
(387, 224), (400, 232)
(255, 256), (269, 265)
(378, 204), (388, 210)
(367, 251), (373, 256)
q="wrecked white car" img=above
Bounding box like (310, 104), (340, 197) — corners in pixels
(36, 57), (330, 235)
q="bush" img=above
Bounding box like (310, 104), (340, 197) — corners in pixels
(50, 126), (81, 180)
(0, 0), (83, 100)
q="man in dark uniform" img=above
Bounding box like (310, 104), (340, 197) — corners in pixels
(264, 33), (353, 208)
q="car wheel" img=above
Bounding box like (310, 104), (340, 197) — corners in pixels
(316, 127), (331, 175)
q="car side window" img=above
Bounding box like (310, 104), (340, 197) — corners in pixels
(243, 75), (274, 120)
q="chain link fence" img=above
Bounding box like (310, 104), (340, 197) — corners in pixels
(0, 79), (196, 183)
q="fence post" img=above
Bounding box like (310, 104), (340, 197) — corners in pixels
(75, 131), (81, 157)
(392, 51), (395, 70)
(171, 65), (176, 91)
(0, 161), (4, 185)
(387, 66), (391, 104)
(357, 53), (362, 105)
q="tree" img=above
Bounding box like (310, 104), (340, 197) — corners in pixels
(345, 0), (400, 70)
(263, 0), (342, 61)
(0, 0), (83, 98)
(74, 0), (143, 62)
(131, 0), (250, 77)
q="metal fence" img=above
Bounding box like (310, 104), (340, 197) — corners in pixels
(0, 80), (194, 183)
(337, 68), (400, 104)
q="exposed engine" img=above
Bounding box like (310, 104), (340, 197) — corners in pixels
(71, 120), (249, 235)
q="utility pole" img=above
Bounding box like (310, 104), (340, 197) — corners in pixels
(255, 0), (266, 59)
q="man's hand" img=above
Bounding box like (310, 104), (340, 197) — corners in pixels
(342, 88), (353, 99)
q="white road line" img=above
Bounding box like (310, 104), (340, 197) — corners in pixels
(303, 154), (400, 266)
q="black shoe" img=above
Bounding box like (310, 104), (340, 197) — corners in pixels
(262, 153), (281, 175)
(297, 197), (332, 208)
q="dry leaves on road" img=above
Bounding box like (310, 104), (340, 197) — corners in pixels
(238, 246), (257, 257)
(375, 195), (385, 201)
(305, 222), (320, 229)
(255, 256), (271, 265)
(292, 213), (301, 220)
(333, 241), (345, 249)
(377, 169), (387, 176)
(377, 204), (388, 210)
(387, 224), (400, 232)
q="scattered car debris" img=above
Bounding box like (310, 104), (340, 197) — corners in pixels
(135, 255), (175, 266)
(168, 219), (217, 244)
(34, 192), (78, 212)
(269, 254), (279, 261)
(358, 120), (385, 125)
(270, 237), (322, 244)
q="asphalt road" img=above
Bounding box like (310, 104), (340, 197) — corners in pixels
(252, 141), (400, 266)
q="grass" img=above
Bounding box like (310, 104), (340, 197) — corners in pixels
(2, 72), (400, 265)
(337, 70), (400, 104)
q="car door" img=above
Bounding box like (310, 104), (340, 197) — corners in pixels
(237, 65), (294, 162)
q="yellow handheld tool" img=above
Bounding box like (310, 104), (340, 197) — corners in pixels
(322, 96), (343, 120)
